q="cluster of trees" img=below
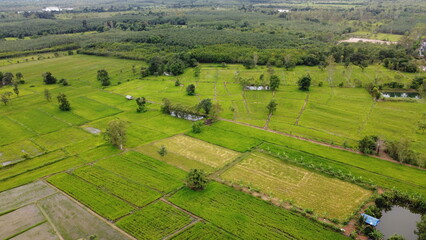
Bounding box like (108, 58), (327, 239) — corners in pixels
(161, 98), (221, 122)
(0, 72), (24, 86)
(359, 135), (422, 167)
(143, 54), (197, 77)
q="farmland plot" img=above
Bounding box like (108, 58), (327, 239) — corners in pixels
(0, 204), (46, 239)
(220, 152), (372, 220)
(117, 201), (193, 240)
(0, 140), (43, 165)
(38, 193), (130, 240)
(95, 151), (186, 193)
(48, 173), (134, 220)
(73, 165), (162, 207)
(169, 182), (347, 240)
(137, 135), (240, 172)
(171, 222), (237, 240)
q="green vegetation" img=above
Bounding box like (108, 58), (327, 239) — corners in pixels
(0, 2), (425, 238)
(48, 173), (134, 220)
(221, 152), (372, 221)
(170, 182), (347, 240)
(117, 201), (192, 240)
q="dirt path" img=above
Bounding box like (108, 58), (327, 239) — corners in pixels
(295, 92), (310, 125)
(218, 118), (426, 170)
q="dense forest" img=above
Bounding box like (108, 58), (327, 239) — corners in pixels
(0, 0), (425, 74)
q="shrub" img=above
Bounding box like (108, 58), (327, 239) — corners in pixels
(358, 135), (378, 155)
(192, 121), (203, 133)
(186, 84), (196, 96)
(385, 139), (418, 165)
(186, 169), (208, 191)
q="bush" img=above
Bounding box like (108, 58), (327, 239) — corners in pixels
(297, 74), (311, 91)
(186, 169), (208, 191)
(358, 135), (378, 155)
(192, 121), (203, 133)
(385, 139), (418, 165)
(186, 84), (196, 96)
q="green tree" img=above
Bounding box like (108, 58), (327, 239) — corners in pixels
(386, 139), (418, 165)
(186, 84), (196, 96)
(266, 99), (278, 116)
(1, 92), (12, 105)
(161, 98), (172, 114)
(194, 65), (201, 77)
(358, 135), (378, 155)
(135, 97), (147, 113)
(371, 87), (381, 100)
(15, 72), (23, 81)
(158, 145), (167, 157)
(44, 89), (51, 102)
(192, 121), (203, 133)
(175, 79), (181, 86)
(104, 119), (127, 150)
(298, 75), (311, 91)
(368, 229), (384, 240)
(97, 69), (110, 86)
(43, 72), (57, 84)
(416, 215), (426, 240)
(13, 83), (19, 96)
(209, 103), (222, 122)
(2, 72), (14, 85)
(186, 169), (208, 191)
(197, 99), (212, 115)
(269, 75), (280, 91)
(388, 234), (405, 240)
(57, 93), (71, 111)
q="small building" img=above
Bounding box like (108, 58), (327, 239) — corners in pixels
(43, 7), (61, 12)
(278, 9), (290, 13)
(361, 213), (380, 227)
(125, 95), (133, 100)
(419, 39), (426, 57)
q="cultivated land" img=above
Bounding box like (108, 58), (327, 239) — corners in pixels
(0, 181), (130, 240)
(0, 54), (425, 239)
(220, 152), (372, 221)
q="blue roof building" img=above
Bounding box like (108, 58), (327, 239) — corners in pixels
(361, 213), (380, 227)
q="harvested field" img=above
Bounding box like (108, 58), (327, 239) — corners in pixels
(38, 193), (130, 240)
(220, 152), (372, 220)
(0, 204), (46, 239)
(137, 135), (240, 172)
(12, 222), (59, 240)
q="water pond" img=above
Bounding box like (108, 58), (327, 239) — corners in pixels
(244, 86), (269, 90)
(382, 92), (421, 99)
(376, 206), (422, 240)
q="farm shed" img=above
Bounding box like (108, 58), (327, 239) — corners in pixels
(361, 213), (380, 227)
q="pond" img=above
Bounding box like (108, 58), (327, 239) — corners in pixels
(170, 111), (204, 121)
(376, 206), (422, 240)
(382, 92), (421, 99)
(244, 86), (269, 91)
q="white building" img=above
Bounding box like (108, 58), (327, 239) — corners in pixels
(277, 9), (290, 13)
(43, 7), (61, 12)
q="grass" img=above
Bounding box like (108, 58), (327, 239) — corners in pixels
(117, 201), (193, 240)
(171, 222), (237, 240)
(95, 151), (187, 193)
(73, 165), (162, 207)
(221, 152), (372, 220)
(169, 182), (347, 240)
(189, 121), (426, 196)
(137, 135), (240, 172)
(48, 172), (134, 220)
(0, 140), (43, 164)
